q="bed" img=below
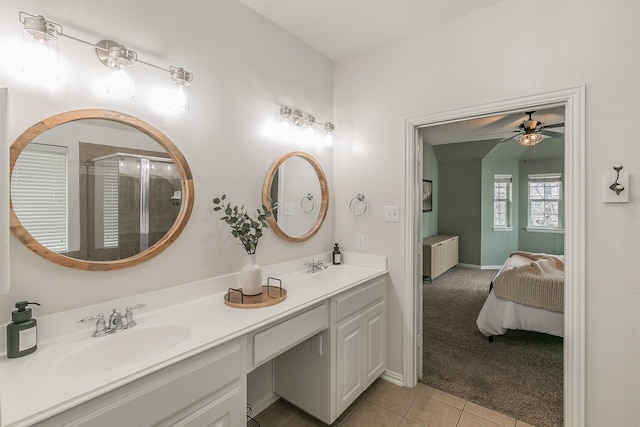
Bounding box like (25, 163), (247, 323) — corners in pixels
(476, 252), (564, 339)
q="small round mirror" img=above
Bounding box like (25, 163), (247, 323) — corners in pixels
(10, 109), (194, 271)
(262, 151), (328, 242)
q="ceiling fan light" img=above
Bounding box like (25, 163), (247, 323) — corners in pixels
(517, 133), (544, 146)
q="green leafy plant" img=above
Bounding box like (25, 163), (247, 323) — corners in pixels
(212, 194), (271, 255)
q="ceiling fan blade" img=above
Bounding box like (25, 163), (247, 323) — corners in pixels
(540, 130), (564, 138)
(499, 133), (519, 143)
(479, 130), (518, 137)
(542, 122), (565, 129)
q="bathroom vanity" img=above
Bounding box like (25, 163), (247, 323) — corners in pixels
(0, 255), (387, 427)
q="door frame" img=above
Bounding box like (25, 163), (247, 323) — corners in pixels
(403, 86), (585, 426)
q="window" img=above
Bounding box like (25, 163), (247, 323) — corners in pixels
(11, 143), (68, 253)
(493, 175), (512, 229)
(528, 174), (562, 230)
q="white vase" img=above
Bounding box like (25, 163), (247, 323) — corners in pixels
(241, 254), (263, 296)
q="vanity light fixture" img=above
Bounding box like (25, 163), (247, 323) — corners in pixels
(279, 105), (335, 145)
(19, 12), (194, 109)
(324, 122), (335, 146)
(20, 13), (61, 83)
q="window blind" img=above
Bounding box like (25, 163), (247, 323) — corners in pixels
(11, 143), (68, 253)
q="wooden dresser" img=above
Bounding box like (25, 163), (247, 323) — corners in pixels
(423, 235), (459, 280)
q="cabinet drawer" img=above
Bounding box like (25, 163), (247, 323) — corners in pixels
(35, 339), (245, 427)
(335, 277), (385, 324)
(253, 303), (328, 366)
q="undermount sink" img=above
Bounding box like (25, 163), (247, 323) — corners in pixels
(54, 324), (190, 377)
(307, 266), (366, 283)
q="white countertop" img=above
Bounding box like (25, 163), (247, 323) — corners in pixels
(0, 253), (386, 427)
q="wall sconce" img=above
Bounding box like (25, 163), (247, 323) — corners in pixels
(19, 12), (194, 110)
(279, 105), (335, 146)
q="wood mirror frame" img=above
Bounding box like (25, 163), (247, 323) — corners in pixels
(10, 109), (194, 271)
(262, 151), (329, 242)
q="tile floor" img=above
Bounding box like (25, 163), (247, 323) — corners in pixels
(254, 379), (537, 427)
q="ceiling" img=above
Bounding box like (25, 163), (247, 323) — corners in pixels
(421, 107), (566, 146)
(236, 0), (564, 159)
(236, 0), (505, 60)
(422, 107), (566, 161)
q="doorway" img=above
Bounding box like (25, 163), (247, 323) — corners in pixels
(402, 87), (585, 426)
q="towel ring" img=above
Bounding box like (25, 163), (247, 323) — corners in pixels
(300, 193), (315, 214)
(349, 193), (368, 216)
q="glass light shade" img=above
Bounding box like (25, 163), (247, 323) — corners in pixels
(517, 133), (544, 146)
(169, 67), (193, 112)
(106, 47), (135, 98)
(323, 122), (335, 147)
(22, 15), (59, 84)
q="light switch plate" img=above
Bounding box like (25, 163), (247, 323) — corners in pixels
(604, 174), (629, 203)
(384, 206), (400, 222)
(283, 202), (294, 215)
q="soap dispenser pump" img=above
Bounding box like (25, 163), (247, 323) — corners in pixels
(7, 301), (40, 359)
(332, 243), (341, 265)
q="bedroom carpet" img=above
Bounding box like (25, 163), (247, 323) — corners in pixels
(420, 266), (563, 427)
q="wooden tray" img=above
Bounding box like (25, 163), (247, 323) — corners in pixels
(224, 286), (287, 308)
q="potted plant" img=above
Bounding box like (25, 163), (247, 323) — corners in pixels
(212, 194), (271, 295)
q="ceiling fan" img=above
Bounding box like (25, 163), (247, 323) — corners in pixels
(501, 111), (564, 146)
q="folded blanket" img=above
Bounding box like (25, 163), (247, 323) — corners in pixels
(493, 251), (564, 312)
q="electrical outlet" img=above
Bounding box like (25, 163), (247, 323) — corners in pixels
(384, 206), (400, 222)
(311, 334), (322, 356)
(356, 234), (365, 250)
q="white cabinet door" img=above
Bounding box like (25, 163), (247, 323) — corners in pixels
(34, 340), (246, 427)
(155, 381), (244, 427)
(364, 300), (386, 388)
(336, 312), (364, 415)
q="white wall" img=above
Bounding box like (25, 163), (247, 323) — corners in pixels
(333, 0), (640, 424)
(0, 0), (334, 316)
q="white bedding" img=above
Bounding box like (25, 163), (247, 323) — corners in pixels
(476, 254), (564, 338)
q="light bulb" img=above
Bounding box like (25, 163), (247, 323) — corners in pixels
(106, 46), (135, 98)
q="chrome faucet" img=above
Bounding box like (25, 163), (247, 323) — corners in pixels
(78, 304), (146, 337)
(306, 259), (328, 273)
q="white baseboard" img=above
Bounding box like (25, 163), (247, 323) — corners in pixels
(249, 392), (280, 417)
(380, 370), (404, 387)
(456, 263), (501, 270)
(456, 263), (480, 269)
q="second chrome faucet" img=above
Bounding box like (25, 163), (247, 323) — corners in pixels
(306, 259), (328, 273)
(78, 304), (146, 337)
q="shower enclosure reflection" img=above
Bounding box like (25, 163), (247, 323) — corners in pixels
(10, 111), (194, 270)
(83, 152), (181, 261)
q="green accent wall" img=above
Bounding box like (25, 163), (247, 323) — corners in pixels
(481, 159), (520, 266)
(437, 161), (482, 265)
(422, 142), (438, 238)
(517, 158), (565, 255)
(425, 137), (564, 267)
(432, 140), (498, 266)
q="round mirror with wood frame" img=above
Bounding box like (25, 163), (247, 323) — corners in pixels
(262, 151), (329, 242)
(10, 109), (194, 271)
